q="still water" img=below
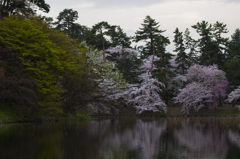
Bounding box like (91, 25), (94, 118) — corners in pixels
(0, 117), (240, 159)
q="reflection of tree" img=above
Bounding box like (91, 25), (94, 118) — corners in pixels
(174, 122), (227, 159)
(91, 119), (167, 159)
(0, 123), (64, 159)
(228, 130), (240, 149)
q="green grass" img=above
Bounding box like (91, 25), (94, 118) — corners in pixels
(0, 103), (19, 123)
(212, 107), (240, 115)
(75, 112), (91, 119)
(0, 101), (91, 124)
(91, 105), (240, 117)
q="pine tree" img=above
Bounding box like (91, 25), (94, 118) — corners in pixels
(88, 21), (113, 61)
(228, 28), (240, 59)
(173, 27), (188, 75)
(152, 35), (175, 106)
(192, 21), (228, 67)
(0, 0), (50, 17)
(135, 15), (165, 59)
(109, 26), (132, 48)
(106, 46), (143, 84)
(224, 28), (240, 90)
(212, 21), (229, 68)
(192, 21), (214, 66)
(184, 28), (198, 66)
(53, 8), (79, 35)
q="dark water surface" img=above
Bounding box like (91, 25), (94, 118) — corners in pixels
(0, 117), (240, 159)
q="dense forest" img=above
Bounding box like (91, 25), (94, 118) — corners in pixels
(1, 0), (240, 117)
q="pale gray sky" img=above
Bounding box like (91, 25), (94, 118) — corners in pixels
(39, 0), (240, 52)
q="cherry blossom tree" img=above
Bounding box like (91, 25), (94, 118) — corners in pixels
(127, 73), (167, 114)
(210, 80), (228, 107)
(174, 64), (228, 114)
(83, 42), (127, 113)
(113, 56), (167, 114)
(174, 82), (211, 114)
(225, 86), (240, 109)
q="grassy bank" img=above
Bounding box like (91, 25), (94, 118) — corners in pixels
(0, 103), (90, 124)
(91, 105), (240, 117)
(1, 102), (240, 124)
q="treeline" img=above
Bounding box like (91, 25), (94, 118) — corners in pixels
(1, 1), (240, 115)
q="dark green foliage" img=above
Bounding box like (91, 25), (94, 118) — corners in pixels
(106, 47), (143, 84)
(87, 21), (112, 61)
(212, 21), (229, 69)
(53, 8), (78, 35)
(0, 49), (39, 113)
(154, 35), (172, 72)
(0, 16), (86, 114)
(184, 28), (198, 66)
(53, 9), (89, 42)
(152, 35), (175, 105)
(173, 27), (188, 75)
(135, 15), (165, 59)
(109, 26), (132, 48)
(116, 55), (142, 84)
(0, 0), (50, 17)
(224, 58), (240, 91)
(228, 28), (240, 59)
(69, 23), (89, 42)
(192, 21), (214, 65)
(224, 28), (240, 90)
(192, 21), (228, 68)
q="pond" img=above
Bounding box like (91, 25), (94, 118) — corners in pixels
(0, 117), (240, 159)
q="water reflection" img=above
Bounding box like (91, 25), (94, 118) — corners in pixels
(90, 119), (167, 159)
(0, 117), (240, 159)
(174, 121), (227, 159)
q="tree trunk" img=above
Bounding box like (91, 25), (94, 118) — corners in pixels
(101, 29), (106, 62)
(165, 98), (168, 106)
(232, 100), (235, 108)
(160, 50), (163, 72)
(150, 44), (155, 76)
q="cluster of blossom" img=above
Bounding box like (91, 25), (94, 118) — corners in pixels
(83, 42), (127, 112)
(187, 64), (226, 85)
(174, 64), (228, 114)
(121, 73), (167, 114)
(97, 45), (169, 114)
(138, 55), (160, 75)
(105, 46), (139, 61)
(225, 86), (240, 103)
(164, 74), (187, 96)
(174, 82), (211, 114)
(210, 80), (228, 107)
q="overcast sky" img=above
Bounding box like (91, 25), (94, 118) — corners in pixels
(40, 0), (240, 52)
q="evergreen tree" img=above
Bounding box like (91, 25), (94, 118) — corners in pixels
(192, 21), (214, 66)
(88, 21), (113, 61)
(173, 27), (188, 75)
(109, 26), (132, 48)
(0, 0), (50, 17)
(106, 46), (143, 84)
(135, 15), (165, 59)
(69, 23), (89, 42)
(53, 8), (78, 35)
(192, 21), (228, 68)
(152, 35), (175, 105)
(224, 29), (240, 90)
(184, 28), (198, 66)
(53, 9), (89, 42)
(212, 21), (229, 68)
(228, 28), (240, 59)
